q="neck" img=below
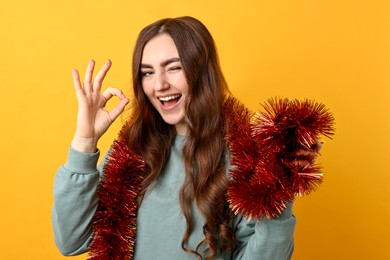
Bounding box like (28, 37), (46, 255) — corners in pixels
(175, 122), (188, 136)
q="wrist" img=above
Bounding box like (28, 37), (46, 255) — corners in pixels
(71, 135), (98, 153)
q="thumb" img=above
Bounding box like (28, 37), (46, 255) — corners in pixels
(108, 98), (130, 122)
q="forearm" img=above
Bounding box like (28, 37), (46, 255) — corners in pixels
(233, 203), (296, 260)
(52, 147), (100, 255)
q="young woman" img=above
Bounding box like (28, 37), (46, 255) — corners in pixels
(53, 16), (332, 260)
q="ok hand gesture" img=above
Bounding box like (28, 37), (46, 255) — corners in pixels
(71, 60), (129, 153)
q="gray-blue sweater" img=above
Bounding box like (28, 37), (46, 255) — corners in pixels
(52, 135), (296, 259)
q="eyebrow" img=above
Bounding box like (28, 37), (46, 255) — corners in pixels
(140, 57), (181, 69)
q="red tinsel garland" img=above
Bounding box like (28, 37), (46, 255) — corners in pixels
(226, 97), (335, 220)
(87, 136), (147, 260)
(87, 96), (335, 258)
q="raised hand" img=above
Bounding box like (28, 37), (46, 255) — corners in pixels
(71, 59), (129, 153)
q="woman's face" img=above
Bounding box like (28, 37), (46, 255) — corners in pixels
(141, 33), (189, 135)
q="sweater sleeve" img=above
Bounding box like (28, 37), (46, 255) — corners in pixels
(232, 202), (296, 260)
(52, 147), (102, 256)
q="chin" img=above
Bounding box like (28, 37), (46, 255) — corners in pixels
(161, 115), (186, 133)
(162, 118), (182, 126)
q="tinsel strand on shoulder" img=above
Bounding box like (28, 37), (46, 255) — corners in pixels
(224, 97), (335, 220)
(88, 122), (147, 260)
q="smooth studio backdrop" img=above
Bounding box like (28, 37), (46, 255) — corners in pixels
(0, 1), (389, 259)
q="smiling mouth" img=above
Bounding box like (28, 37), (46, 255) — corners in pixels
(158, 94), (182, 107)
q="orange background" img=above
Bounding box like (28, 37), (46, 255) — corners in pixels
(0, 1), (389, 259)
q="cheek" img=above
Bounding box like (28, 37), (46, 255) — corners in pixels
(141, 82), (153, 99)
(182, 85), (190, 99)
(181, 78), (190, 96)
(141, 84), (159, 110)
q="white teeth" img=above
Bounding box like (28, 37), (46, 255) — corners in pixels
(158, 94), (181, 102)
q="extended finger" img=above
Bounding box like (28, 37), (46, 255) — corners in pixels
(93, 59), (112, 92)
(84, 59), (95, 93)
(72, 69), (84, 96)
(313, 139), (323, 153)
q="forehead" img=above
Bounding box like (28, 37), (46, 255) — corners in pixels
(141, 34), (180, 64)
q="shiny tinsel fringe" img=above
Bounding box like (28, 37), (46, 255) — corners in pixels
(88, 136), (146, 260)
(226, 97), (335, 220)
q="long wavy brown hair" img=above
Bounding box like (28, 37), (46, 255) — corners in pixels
(123, 16), (235, 259)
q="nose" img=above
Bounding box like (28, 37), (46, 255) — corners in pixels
(154, 72), (169, 91)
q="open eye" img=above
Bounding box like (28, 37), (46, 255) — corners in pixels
(141, 70), (154, 77)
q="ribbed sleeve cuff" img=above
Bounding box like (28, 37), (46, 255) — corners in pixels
(64, 146), (100, 174)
